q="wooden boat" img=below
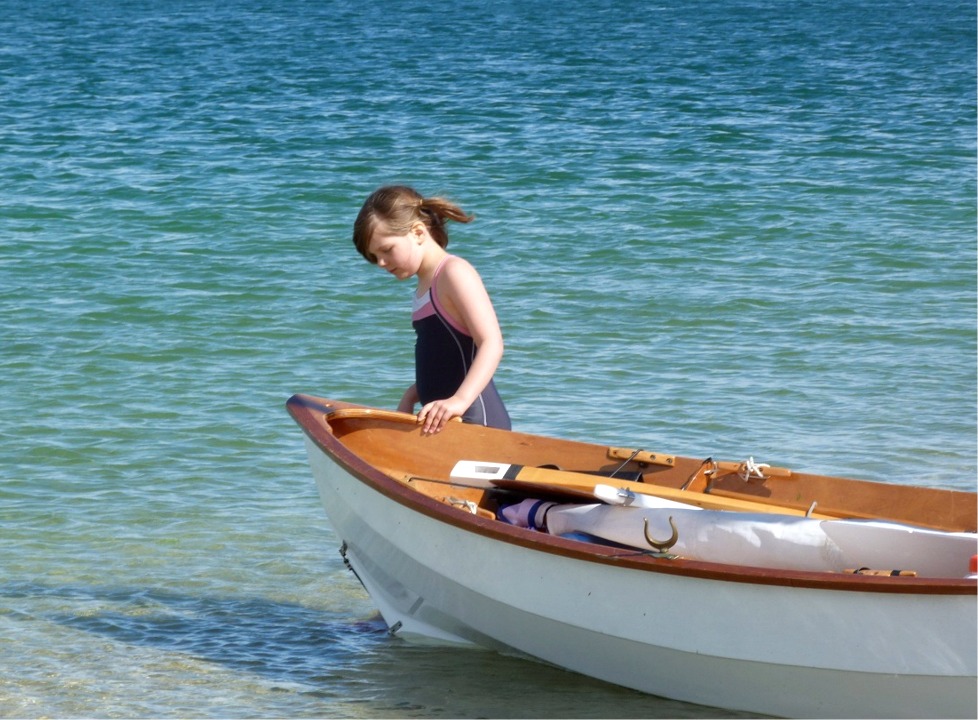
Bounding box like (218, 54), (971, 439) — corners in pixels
(286, 393), (977, 719)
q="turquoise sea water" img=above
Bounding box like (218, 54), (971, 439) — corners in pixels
(1, 0), (975, 717)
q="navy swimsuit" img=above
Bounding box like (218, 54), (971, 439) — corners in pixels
(412, 257), (511, 430)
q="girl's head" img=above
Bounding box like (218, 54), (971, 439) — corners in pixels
(353, 185), (474, 264)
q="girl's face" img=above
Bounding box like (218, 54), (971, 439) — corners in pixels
(366, 221), (425, 280)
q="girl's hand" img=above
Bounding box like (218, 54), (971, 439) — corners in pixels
(417, 397), (466, 435)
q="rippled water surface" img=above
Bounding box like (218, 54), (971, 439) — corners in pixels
(1, 0), (975, 717)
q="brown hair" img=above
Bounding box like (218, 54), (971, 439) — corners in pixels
(352, 185), (474, 263)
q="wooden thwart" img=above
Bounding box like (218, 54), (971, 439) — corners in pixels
(711, 460), (793, 479)
(607, 447), (793, 478)
(607, 447), (676, 467)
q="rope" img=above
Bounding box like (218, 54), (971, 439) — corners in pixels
(740, 456), (770, 481)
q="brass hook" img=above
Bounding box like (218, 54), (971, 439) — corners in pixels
(643, 516), (679, 552)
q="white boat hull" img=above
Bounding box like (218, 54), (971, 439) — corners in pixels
(304, 436), (977, 719)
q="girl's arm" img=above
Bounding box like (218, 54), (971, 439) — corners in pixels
(417, 257), (504, 435)
(398, 384), (420, 414)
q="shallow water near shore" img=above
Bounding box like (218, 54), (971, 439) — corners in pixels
(1, 0), (974, 717)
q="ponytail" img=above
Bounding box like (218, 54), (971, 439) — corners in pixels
(353, 185), (474, 263)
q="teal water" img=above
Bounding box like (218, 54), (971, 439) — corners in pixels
(1, 0), (975, 717)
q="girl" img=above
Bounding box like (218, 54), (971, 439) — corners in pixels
(352, 185), (511, 435)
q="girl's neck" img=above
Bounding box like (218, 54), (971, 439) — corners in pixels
(416, 246), (449, 292)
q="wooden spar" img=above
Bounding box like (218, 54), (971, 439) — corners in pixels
(451, 461), (837, 519)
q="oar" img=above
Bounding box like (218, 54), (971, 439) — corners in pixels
(450, 461), (835, 518)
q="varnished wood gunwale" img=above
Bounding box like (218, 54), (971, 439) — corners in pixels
(287, 393), (977, 595)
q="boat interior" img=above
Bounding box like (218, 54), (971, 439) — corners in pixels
(308, 400), (977, 536)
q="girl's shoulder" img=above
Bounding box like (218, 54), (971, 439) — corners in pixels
(438, 254), (481, 281)
(434, 255), (490, 310)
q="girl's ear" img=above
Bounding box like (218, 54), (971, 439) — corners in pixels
(410, 221), (427, 242)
